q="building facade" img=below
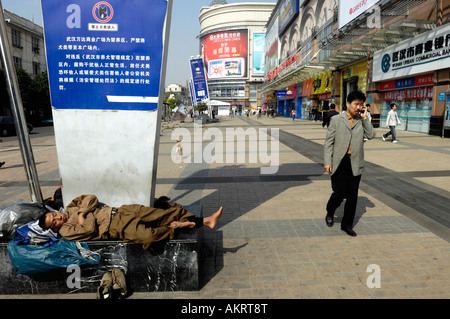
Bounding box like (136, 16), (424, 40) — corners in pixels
(198, 1), (276, 112)
(260, 0), (450, 136)
(1, 10), (47, 119)
(165, 83), (187, 96)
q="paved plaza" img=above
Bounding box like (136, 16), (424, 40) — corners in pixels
(0, 115), (449, 299)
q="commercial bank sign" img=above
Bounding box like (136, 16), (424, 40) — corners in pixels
(373, 24), (450, 82)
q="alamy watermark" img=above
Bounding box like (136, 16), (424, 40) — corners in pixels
(66, 264), (81, 289)
(367, 5), (381, 29)
(366, 264), (381, 288)
(170, 120), (280, 175)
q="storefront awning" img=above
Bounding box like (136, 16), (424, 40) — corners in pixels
(260, 64), (330, 94)
(261, 0), (436, 95)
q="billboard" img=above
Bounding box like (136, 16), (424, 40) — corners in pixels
(278, 0), (299, 36)
(264, 17), (279, 79)
(338, 0), (380, 30)
(200, 29), (248, 79)
(42, 0), (168, 111)
(252, 33), (265, 76)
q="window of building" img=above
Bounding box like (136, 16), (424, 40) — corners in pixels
(32, 37), (40, 54)
(12, 29), (21, 48)
(33, 62), (41, 76)
(13, 56), (22, 68)
(317, 23), (333, 62)
(209, 83), (246, 99)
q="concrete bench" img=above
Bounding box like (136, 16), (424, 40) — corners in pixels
(0, 204), (203, 295)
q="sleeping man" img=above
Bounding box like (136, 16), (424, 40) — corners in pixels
(39, 194), (222, 250)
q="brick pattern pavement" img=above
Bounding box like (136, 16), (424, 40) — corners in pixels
(1, 117), (449, 299)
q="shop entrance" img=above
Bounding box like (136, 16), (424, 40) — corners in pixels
(342, 76), (358, 111)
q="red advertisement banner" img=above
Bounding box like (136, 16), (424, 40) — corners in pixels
(382, 86), (433, 101)
(200, 29), (248, 79)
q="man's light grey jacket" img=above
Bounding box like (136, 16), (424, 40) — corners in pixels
(324, 112), (376, 176)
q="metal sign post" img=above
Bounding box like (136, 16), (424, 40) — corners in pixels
(0, 3), (42, 202)
(41, 0), (172, 207)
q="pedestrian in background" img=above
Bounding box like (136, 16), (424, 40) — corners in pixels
(365, 104), (372, 122)
(383, 103), (401, 143)
(322, 103), (339, 128)
(323, 91), (376, 237)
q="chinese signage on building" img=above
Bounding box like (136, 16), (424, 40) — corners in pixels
(200, 29), (249, 79)
(42, 0), (168, 111)
(373, 23), (450, 82)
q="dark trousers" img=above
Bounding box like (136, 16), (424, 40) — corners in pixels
(326, 154), (361, 230)
(384, 125), (397, 141)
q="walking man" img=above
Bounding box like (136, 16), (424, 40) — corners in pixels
(382, 103), (401, 143)
(323, 91), (376, 236)
(322, 104), (339, 128)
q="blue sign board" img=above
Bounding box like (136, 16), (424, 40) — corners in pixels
(41, 0), (168, 111)
(394, 77), (415, 89)
(190, 58), (209, 103)
(276, 90), (286, 98)
(278, 0), (299, 36)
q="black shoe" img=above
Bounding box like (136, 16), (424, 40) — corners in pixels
(325, 215), (334, 227)
(341, 228), (357, 237)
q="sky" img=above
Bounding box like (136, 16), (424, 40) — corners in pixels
(1, 0), (276, 86)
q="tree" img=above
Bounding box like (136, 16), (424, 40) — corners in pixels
(0, 67), (51, 125)
(15, 68), (51, 125)
(195, 101), (208, 113)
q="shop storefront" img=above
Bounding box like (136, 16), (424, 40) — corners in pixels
(284, 84), (297, 117)
(276, 89), (286, 116)
(296, 82), (303, 119)
(300, 71), (333, 120)
(341, 60), (368, 110)
(379, 74), (434, 133)
(302, 78), (313, 119)
(373, 23), (450, 135)
(313, 71), (333, 118)
(264, 92), (276, 113)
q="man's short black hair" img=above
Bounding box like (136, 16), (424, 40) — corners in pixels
(38, 211), (51, 230)
(347, 91), (366, 104)
(390, 103), (397, 109)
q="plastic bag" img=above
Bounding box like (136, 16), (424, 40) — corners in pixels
(0, 200), (48, 240)
(7, 238), (101, 275)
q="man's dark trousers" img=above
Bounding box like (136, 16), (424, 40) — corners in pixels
(326, 154), (361, 230)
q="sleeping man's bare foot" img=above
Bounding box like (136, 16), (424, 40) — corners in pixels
(203, 206), (223, 229)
